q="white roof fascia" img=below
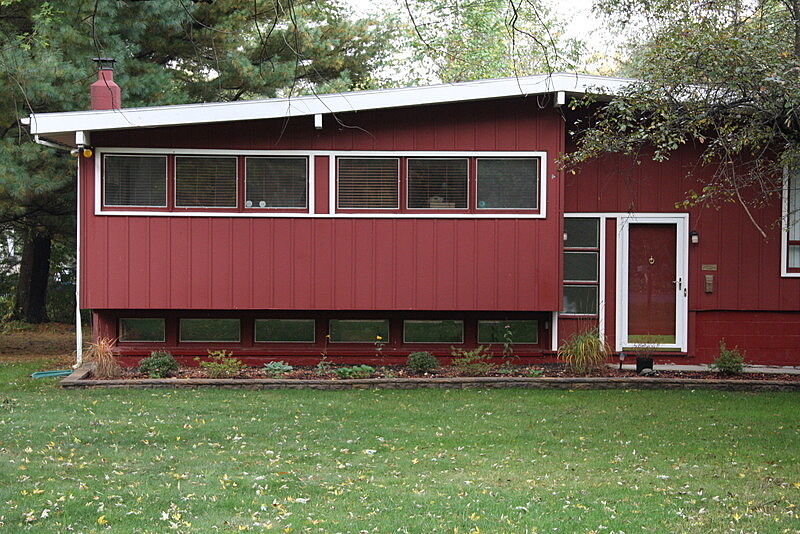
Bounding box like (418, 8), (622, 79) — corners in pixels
(27, 73), (634, 137)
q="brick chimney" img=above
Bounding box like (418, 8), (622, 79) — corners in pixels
(90, 58), (121, 110)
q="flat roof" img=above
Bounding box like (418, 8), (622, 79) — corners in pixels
(25, 72), (634, 144)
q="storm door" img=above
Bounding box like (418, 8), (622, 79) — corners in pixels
(617, 216), (688, 352)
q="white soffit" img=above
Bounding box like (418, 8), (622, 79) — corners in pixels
(25, 73), (634, 139)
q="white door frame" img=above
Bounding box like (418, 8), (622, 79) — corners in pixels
(616, 214), (689, 352)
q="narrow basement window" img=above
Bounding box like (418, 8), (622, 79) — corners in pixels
(477, 320), (538, 344)
(119, 318), (165, 342)
(403, 320), (464, 343)
(179, 318), (241, 342)
(329, 319), (390, 343)
(255, 319), (316, 343)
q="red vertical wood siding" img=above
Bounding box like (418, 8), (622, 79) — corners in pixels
(82, 99), (563, 312)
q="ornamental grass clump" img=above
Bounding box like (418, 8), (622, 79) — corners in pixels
(86, 337), (121, 379)
(557, 328), (610, 375)
(138, 350), (179, 378)
(406, 351), (439, 374)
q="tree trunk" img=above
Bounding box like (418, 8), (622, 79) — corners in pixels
(14, 228), (51, 323)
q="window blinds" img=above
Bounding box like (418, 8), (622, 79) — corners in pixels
(407, 159), (468, 209)
(104, 155), (167, 207)
(337, 158), (399, 209)
(175, 157), (237, 208)
(245, 157), (307, 208)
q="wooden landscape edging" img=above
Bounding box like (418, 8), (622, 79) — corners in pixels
(61, 365), (800, 391)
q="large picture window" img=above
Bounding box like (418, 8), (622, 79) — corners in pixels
(104, 155), (167, 207)
(563, 218), (600, 315)
(337, 158), (399, 209)
(175, 156), (237, 208)
(245, 157), (307, 209)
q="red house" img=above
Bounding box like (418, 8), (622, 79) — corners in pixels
(25, 69), (800, 366)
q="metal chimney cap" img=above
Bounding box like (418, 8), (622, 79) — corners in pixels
(92, 57), (116, 69)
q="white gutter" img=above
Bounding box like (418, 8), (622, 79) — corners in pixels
(33, 135), (83, 368)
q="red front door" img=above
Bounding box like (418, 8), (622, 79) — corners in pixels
(627, 223), (677, 344)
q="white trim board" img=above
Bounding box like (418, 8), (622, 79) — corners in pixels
(28, 73), (635, 140)
(781, 167), (800, 277)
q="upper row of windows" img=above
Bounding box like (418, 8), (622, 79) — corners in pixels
(102, 154), (540, 212)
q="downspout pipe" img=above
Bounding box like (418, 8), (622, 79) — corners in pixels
(33, 134), (84, 368)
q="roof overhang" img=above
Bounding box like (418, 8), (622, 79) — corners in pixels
(24, 73), (635, 147)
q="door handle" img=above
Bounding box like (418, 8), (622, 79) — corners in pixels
(672, 278), (683, 290)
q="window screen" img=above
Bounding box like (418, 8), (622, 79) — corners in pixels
(104, 155), (167, 207)
(175, 157), (237, 208)
(407, 159), (468, 209)
(477, 320), (538, 344)
(788, 170), (800, 269)
(119, 318), (165, 342)
(403, 320), (464, 343)
(179, 318), (240, 342)
(255, 319), (315, 342)
(246, 157), (307, 209)
(337, 158), (399, 209)
(329, 319), (390, 343)
(476, 158), (538, 209)
(564, 252), (599, 282)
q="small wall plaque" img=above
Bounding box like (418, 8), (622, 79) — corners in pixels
(701, 264), (718, 271)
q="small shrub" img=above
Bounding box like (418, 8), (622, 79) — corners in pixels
(406, 351), (439, 374)
(86, 337), (121, 379)
(451, 345), (496, 376)
(315, 356), (333, 374)
(557, 328), (610, 374)
(138, 350), (178, 378)
(524, 368), (544, 377)
(264, 360), (293, 377)
(334, 365), (375, 379)
(710, 340), (745, 375)
(196, 350), (245, 378)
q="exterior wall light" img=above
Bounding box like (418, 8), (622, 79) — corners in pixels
(689, 230), (699, 244)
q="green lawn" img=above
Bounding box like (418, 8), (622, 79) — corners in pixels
(1, 360), (798, 533)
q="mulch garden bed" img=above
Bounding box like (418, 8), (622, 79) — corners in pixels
(63, 363), (800, 391)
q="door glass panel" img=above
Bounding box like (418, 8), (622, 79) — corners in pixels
(627, 223), (677, 344)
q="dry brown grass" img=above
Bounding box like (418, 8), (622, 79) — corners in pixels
(85, 337), (121, 378)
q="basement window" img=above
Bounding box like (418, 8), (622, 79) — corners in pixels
(563, 218), (600, 315)
(337, 158), (399, 209)
(104, 155), (167, 207)
(179, 318), (240, 342)
(329, 319), (390, 343)
(245, 157), (308, 209)
(175, 156), (237, 208)
(119, 318), (165, 342)
(255, 319), (316, 343)
(476, 158), (538, 209)
(477, 320), (538, 344)
(403, 320), (464, 343)
(407, 159), (468, 209)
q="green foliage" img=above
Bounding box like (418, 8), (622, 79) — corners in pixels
(196, 350), (245, 378)
(333, 365), (375, 379)
(315, 356), (333, 374)
(710, 339), (746, 375)
(524, 368), (544, 377)
(137, 350), (178, 379)
(406, 351), (439, 374)
(567, 0), (800, 216)
(263, 360), (294, 377)
(450, 345), (496, 376)
(557, 328), (610, 375)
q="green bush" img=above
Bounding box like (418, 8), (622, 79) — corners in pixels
(138, 350), (179, 378)
(451, 345), (496, 376)
(406, 351), (439, 374)
(196, 350), (245, 378)
(263, 360), (293, 377)
(334, 365), (375, 379)
(557, 328), (610, 374)
(710, 340), (746, 375)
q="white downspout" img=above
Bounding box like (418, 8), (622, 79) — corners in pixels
(33, 134), (83, 368)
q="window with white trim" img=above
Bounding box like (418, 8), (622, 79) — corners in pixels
(563, 218), (600, 315)
(407, 159), (468, 209)
(104, 155), (167, 207)
(787, 169), (800, 271)
(476, 158), (538, 209)
(175, 156), (237, 208)
(245, 157), (307, 209)
(337, 158), (399, 209)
